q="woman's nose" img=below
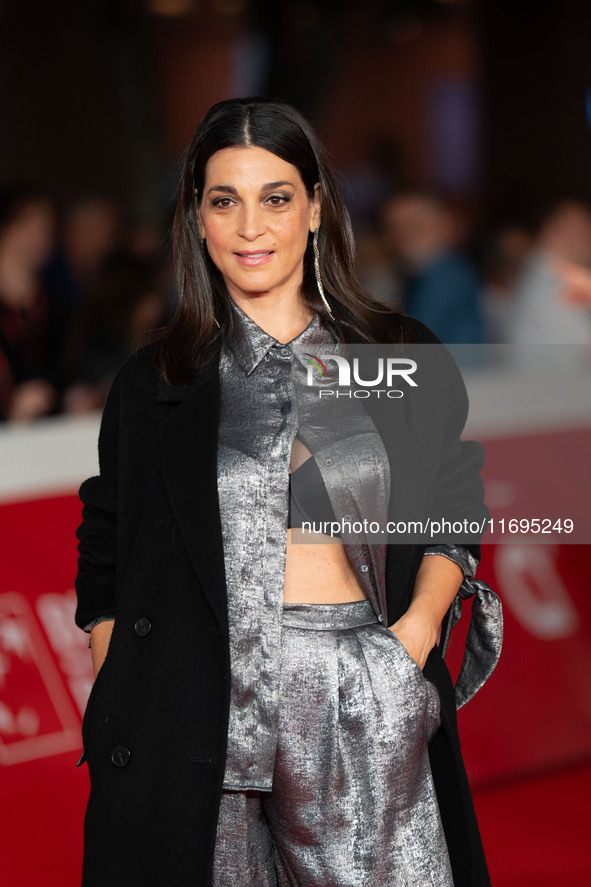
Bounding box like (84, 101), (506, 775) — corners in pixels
(237, 204), (266, 241)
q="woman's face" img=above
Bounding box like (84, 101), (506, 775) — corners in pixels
(197, 146), (320, 306)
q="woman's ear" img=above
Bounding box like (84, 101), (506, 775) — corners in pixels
(309, 183), (322, 233)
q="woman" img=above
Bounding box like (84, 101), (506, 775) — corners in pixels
(75, 97), (497, 887)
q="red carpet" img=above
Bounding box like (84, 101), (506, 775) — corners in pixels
(474, 761), (591, 886)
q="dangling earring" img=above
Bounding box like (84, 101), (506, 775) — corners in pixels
(213, 315), (220, 329)
(313, 228), (335, 320)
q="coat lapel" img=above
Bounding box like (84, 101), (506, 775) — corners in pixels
(158, 359), (229, 635)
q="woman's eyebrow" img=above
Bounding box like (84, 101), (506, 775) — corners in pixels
(207, 181), (296, 196)
(262, 181), (294, 190)
(207, 185), (238, 196)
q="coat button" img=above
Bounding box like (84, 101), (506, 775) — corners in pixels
(134, 617), (152, 637)
(111, 746), (131, 767)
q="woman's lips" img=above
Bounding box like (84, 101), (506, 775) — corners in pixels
(234, 250), (275, 267)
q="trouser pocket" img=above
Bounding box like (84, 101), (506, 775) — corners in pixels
(372, 624), (442, 743)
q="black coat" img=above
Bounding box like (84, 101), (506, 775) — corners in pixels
(75, 328), (491, 887)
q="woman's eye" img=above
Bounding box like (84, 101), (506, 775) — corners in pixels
(266, 194), (290, 206)
(212, 197), (235, 208)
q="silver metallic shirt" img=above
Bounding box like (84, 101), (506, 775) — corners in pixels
(216, 300), (478, 791)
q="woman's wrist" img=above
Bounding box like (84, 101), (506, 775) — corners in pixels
(401, 598), (443, 640)
(410, 555), (463, 625)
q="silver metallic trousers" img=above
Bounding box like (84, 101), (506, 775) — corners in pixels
(212, 600), (453, 887)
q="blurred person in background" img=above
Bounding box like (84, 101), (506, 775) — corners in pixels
(61, 251), (168, 413)
(382, 189), (484, 344)
(74, 98), (496, 887)
(509, 199), (591, 347)
(43, 195), (120, 332)
(0, 184), (58, 422)
(126, 217), (165, 262)
(552, 255), (591, 310)
(355, 222), (403, 308)
(479, 222), (534, 343)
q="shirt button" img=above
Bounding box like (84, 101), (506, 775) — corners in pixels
(134, 617), (152, 637)
(280, 347), (290, 357)
(343, 514), (351, 521)
(111, 746), (131, 767)
(325, 458), (333, 465)
(378, 613), (384, 622)
(360, 565), (369, 573)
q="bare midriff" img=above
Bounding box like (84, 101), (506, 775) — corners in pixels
(283, 438), (369, 605)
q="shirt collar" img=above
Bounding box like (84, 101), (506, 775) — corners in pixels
(227, 298), (336, 375)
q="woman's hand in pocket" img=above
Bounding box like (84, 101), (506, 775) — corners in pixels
(388, 553), (463, 668)
(387, 611), (437, 670)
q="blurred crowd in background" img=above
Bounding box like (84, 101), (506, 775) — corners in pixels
(0, 186), (170, 421)
(2, 180), (591, 423)
(2, 0), (591, 423)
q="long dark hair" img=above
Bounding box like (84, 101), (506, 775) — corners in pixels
(153, 97), (411, 383)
